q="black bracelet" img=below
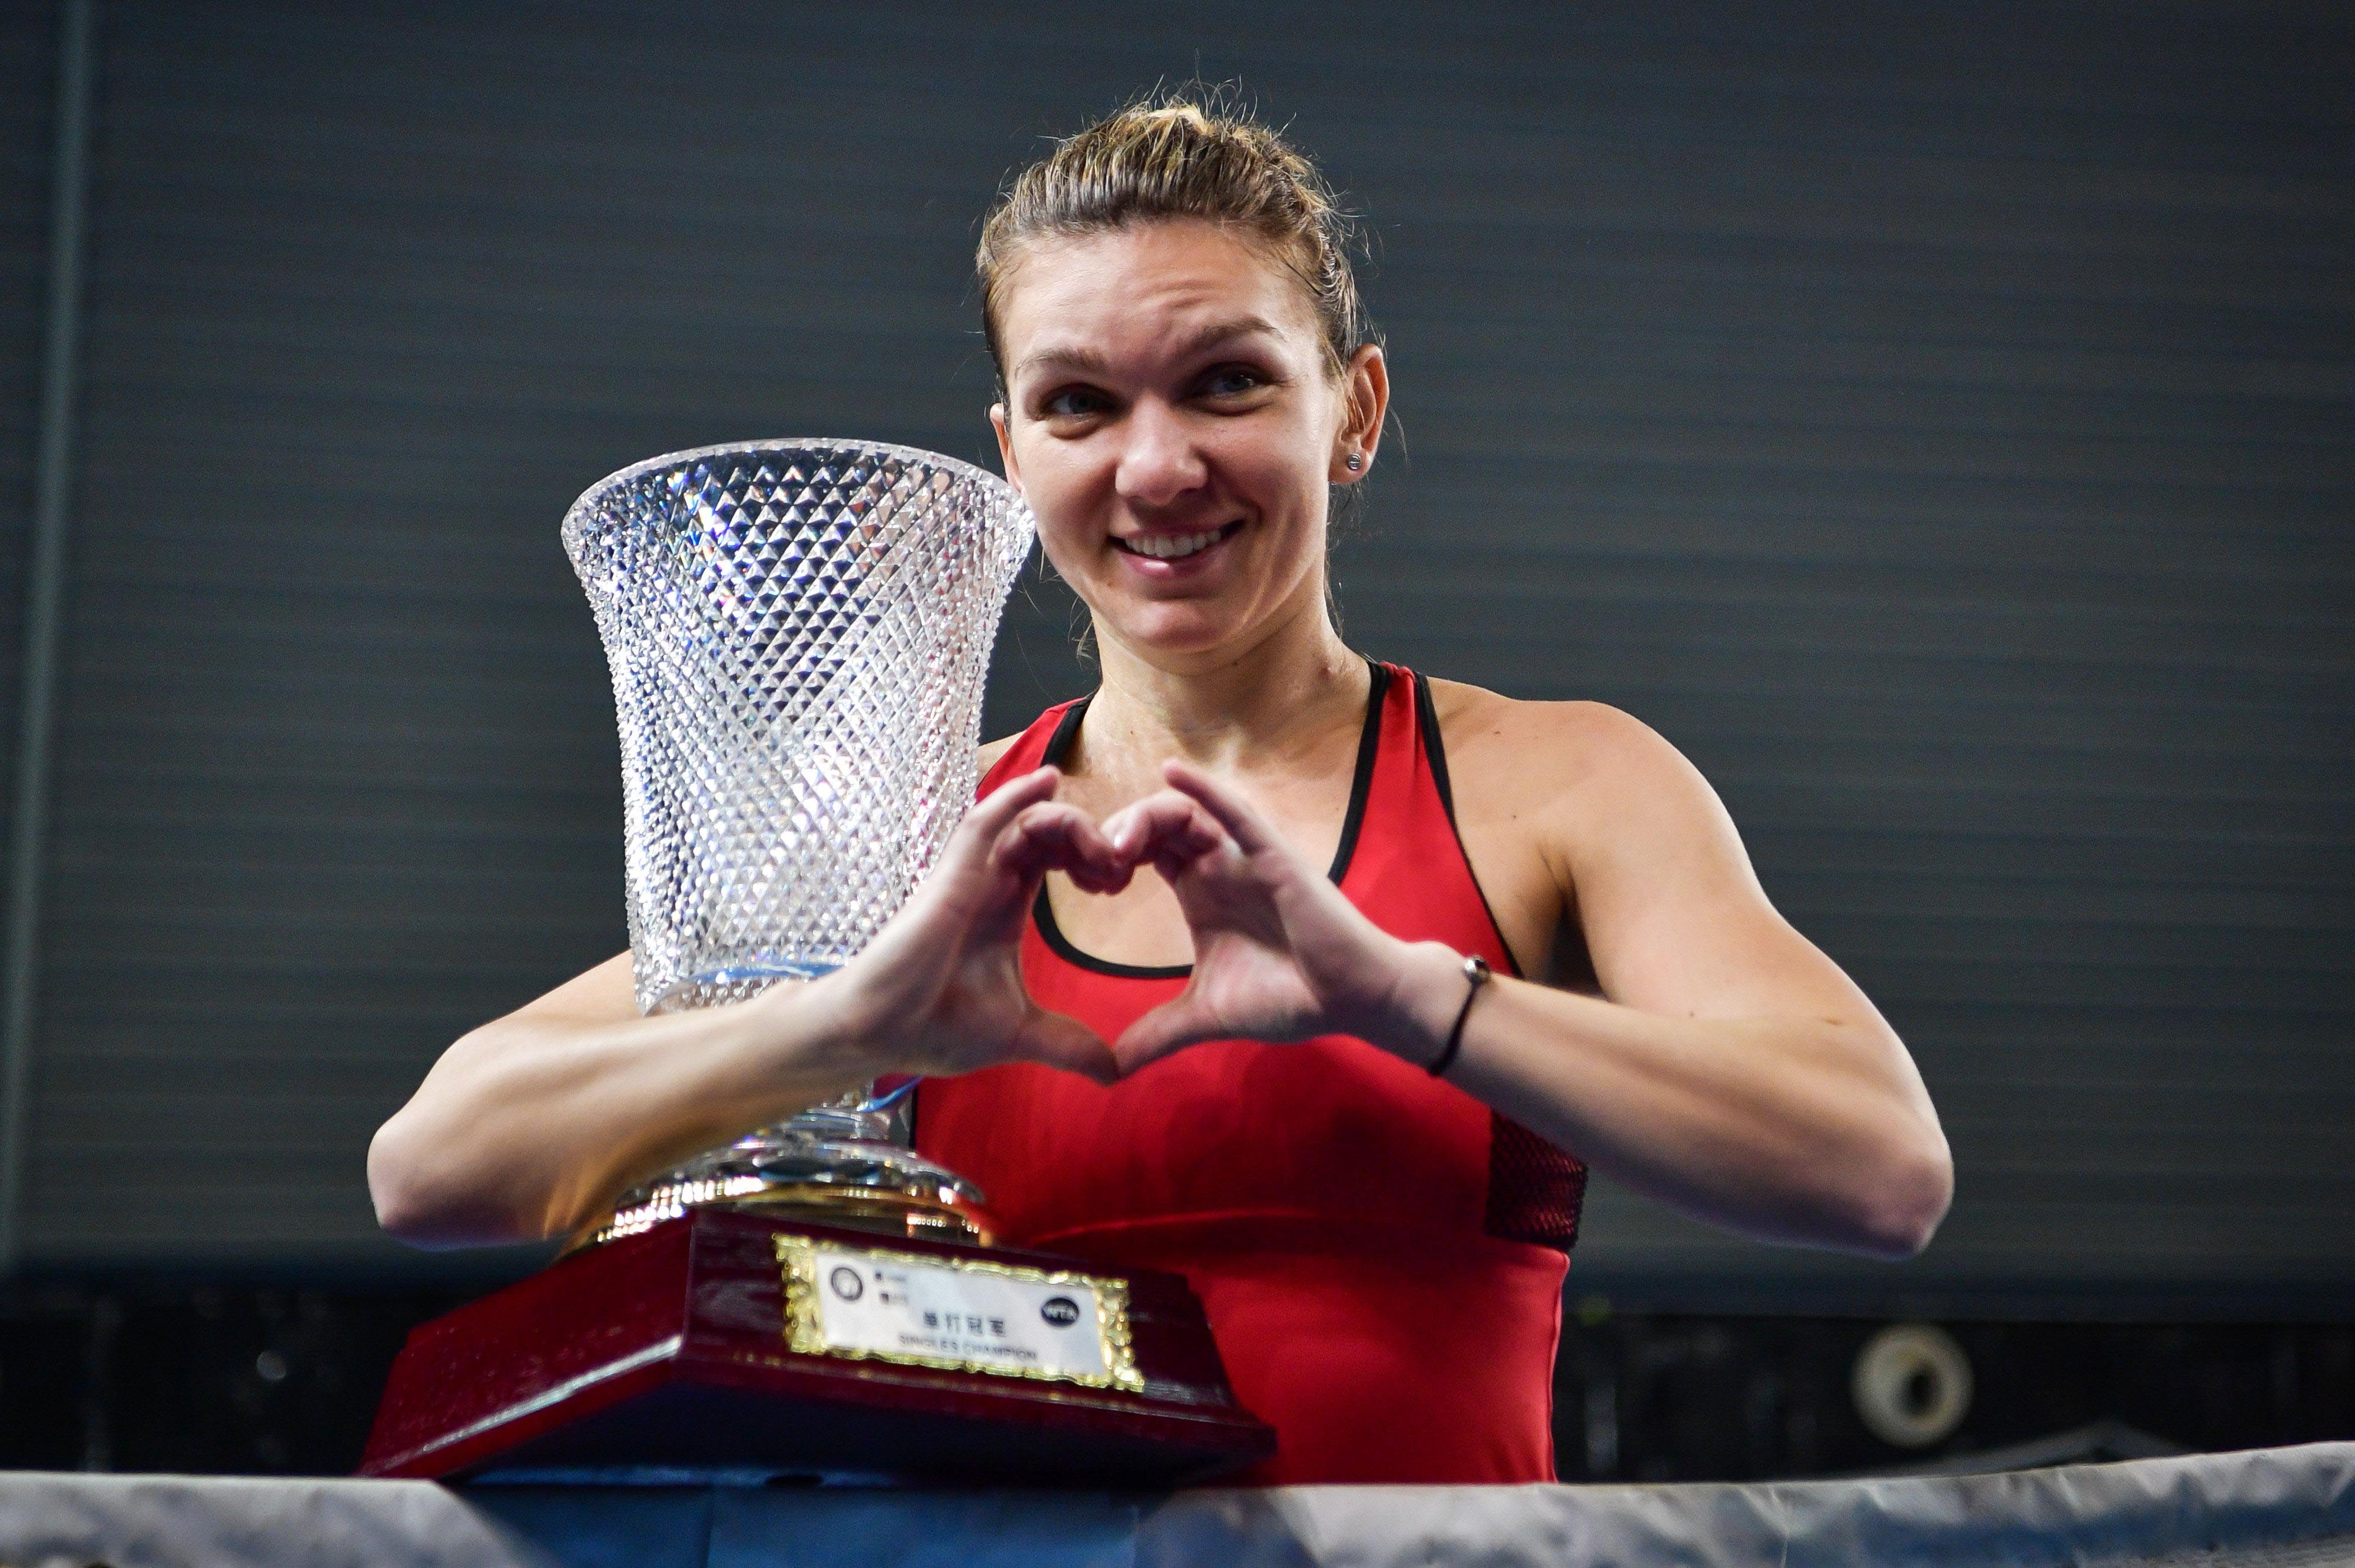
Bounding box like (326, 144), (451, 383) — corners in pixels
(1428, 953), (1492, 1079)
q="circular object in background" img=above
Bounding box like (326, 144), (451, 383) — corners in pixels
(1852, 1322), (1973, 1448)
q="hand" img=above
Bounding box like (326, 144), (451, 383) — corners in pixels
(1101, 759), (1419, 1074)
(821, 767), (1133, 1083)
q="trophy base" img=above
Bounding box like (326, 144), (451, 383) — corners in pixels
(587, 1141), (997, 1251)
(361, 1208), (1275, 1487)
(585, 1096), (996, 1250)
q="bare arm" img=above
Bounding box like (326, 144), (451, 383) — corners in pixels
(366, 957), (873, 1248)
(1384, 703), (1951, 1258)
(370, 750), (1127, 1249)
(1103, 704), (1952, 1261)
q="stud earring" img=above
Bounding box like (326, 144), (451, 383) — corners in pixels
(1344, 452), (1364, 472)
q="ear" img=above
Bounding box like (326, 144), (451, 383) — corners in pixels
(989, 402), (1024, 495)
(1329, 344), (1389, 485)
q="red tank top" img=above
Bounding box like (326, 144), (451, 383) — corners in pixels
(914, 661), (1587, 1484)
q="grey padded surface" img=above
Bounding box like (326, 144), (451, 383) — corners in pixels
(0, 1442), (2347, 1568)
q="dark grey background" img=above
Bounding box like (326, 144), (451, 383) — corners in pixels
(0, 0), (2347, 1314)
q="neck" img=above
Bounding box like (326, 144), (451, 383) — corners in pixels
(1083, 588), (1366, 776)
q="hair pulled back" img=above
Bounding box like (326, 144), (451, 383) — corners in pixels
(976, 92), (1373, 387)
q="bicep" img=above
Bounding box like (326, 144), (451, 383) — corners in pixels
(505, 950), (641, 1029)
(422, 954), (638, 1090)
(1557, 714), (1883, 1030)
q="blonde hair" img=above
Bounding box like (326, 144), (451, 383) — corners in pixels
(976, 92), (1373, 386)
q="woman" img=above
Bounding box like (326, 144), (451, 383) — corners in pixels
(369, 100), (1952, 1485)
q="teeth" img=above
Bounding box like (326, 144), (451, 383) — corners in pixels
(1124, 523), (1233, 560)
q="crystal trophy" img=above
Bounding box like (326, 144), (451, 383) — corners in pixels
(560, 438), (1033, 1248)
(361, 437), (1273, 1486)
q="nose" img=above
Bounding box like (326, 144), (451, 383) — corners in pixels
(1113, 399), (1208, 509)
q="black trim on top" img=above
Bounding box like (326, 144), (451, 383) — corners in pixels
(1032, 659), (1389, 979)
(1409, 669), (1524, 981)
(1325, 659), (1389, 887)
(1040, 697), (1090, 770)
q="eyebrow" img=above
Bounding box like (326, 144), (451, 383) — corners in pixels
(1010, 314), (1285, 386)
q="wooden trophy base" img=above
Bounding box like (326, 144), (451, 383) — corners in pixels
(360, 1207), (1275, 1486)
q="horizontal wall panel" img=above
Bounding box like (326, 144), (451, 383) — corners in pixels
(0, 2), (59, 795)
(4, 0), (2349, 1312)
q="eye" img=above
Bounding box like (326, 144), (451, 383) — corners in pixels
(1038, 384), (1110, 420)
(1199, 364), (1271, 399)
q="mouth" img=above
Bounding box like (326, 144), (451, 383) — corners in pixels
(1112, 519), (1245, 564)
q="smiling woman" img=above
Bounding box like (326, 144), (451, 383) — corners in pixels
(976, 101), (1379, 664)
(365, 93), (1951, 1487)
(986, 220), (1376, 659)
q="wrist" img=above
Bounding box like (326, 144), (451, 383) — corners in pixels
(751, 968), (893, 1085)
(1359, 939), (1471, 1067)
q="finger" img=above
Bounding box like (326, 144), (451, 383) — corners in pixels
(900, 767), (1062, 929)
(991, 803), (1134, 892)
(1112, 994), (1228, 1076)
(1017, 1008), (1120, 1085)
(1106, 790), (1228, 867)
(957, 766), (1062, 853)
(1158, 760), (1280, 857)
(1111, 794), (1233, 897)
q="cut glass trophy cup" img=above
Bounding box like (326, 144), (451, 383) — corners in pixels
(561, 439), (1034, 1249)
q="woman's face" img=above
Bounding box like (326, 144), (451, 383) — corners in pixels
(989, 219), (1383, 667)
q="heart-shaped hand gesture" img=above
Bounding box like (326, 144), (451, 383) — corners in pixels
(841, 760), (1417, 1085)
(837, 766), (1132, 1083)
(1099, 760), (1415, 1075)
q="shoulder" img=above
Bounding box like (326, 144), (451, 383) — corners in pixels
(979, 691), (1094, 783)
(1422, 674), (1696, 800)
(978, 732), (1024, 777)
(1419, 674), (1733, 877)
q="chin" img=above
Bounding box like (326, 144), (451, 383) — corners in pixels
(1103, 605), (1240, 661)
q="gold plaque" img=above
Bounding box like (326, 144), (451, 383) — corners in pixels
(775, 1234), (1143, 1393)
